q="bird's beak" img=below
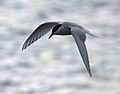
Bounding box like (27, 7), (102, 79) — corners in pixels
(48, 34), (53, 39)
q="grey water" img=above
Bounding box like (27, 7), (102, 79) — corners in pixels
(0, 0), (120, 94)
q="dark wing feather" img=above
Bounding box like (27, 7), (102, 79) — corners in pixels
(71, 28), (92, 77)
(22, 22), (58, 50)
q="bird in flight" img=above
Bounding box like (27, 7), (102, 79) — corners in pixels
(22, 22), (97, 77)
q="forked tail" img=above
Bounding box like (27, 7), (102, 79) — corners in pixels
(85, 29), (99, 38)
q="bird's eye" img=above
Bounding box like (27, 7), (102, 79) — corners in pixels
(52, 24), (62, 33)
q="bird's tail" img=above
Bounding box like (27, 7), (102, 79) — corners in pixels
(84, 29), (99, 38)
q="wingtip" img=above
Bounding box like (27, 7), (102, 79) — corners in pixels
(88, 68), (92, 78)
(22, 48), (24, 51)
(89, 72), (92, 78)
(22, 47), (24, 51)
(21, 45), (26, 51)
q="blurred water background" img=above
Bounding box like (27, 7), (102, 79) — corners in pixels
(0, 0), (120, 94)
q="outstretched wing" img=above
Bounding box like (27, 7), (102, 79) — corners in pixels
(22, 22), (59, 50)
(71, 27), (92, 77)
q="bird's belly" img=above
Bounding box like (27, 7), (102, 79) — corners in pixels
(55, 27), (71, 35)
(58, 30), (71, 35)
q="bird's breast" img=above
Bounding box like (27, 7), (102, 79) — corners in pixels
(54, 26), (71, 35)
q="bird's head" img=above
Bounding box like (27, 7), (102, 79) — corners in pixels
(48, 24), (62, 39)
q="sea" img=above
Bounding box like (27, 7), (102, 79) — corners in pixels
(0, 0), (120, 94)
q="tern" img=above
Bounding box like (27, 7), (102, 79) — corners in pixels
(22, 22), (97, 77)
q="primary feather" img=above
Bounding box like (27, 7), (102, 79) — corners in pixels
(22, 22), (58, 50)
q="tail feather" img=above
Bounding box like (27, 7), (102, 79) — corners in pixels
(85, 29), (99, 38)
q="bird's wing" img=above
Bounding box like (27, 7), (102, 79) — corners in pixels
(71, 27), (92, 77)
(22, 22), (59, 50)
